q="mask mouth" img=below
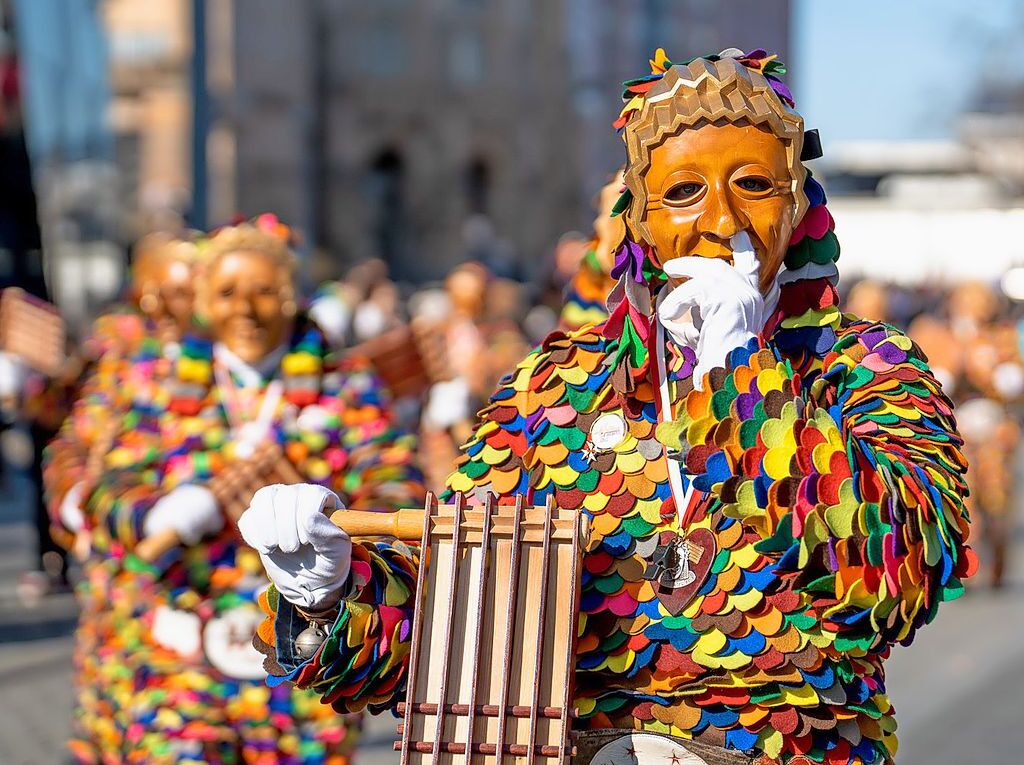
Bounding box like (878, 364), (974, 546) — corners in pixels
(687, 241), (733, 263)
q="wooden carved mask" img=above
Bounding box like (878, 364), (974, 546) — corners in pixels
(642, 122), (796, 292)
(202, 249), (295, 364)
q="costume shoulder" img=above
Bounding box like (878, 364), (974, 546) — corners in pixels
(446, 323), (617, 498)
(825, 315), (952, 404)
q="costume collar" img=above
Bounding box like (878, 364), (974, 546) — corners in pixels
(213, 341), (289, 388)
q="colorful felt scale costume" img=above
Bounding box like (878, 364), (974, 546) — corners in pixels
(255, 50), (973, 765)
(44, 237), (199, 763)
(49, 222), (424, 764)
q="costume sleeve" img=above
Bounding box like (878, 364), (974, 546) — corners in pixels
(43, 315), (153, 541)
(258, 540), (418, 713)
(42, 373), (98, 537)
(672, 325), (973, 652)
(42, 347), (130, 539)
(84, 404), (165, 553)
(68, 349), (168, 555)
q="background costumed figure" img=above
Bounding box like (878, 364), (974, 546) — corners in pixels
(559, 168), (626, 331)
(53, 217), (424, 763)
(240, 49), (973, 765)
(42, 231), (207, 762)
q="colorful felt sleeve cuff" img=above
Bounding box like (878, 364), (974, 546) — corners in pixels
(87, 473), (161, 554)
(266, 540), (419, 713)
(671, 330), (973, 651)
(42, 426), (89, 535)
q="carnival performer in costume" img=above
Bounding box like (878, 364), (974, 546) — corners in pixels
(240, 49), (973, 765)
(50, 218), (424, 764)
(560, 168), (626, 331)
(43, 231), (211, 762)
(909, 281), (1021, 588)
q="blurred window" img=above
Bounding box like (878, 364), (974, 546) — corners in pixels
(366, 149), (406, 268)
(362, 20), (406, 77)
(465, 158), (490, 215)
(448, 29), (483, 85)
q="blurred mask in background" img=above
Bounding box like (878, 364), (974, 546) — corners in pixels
(592, 167), (626, 272)
(133, 233), (205, 343)
(198, 224), (297, 364)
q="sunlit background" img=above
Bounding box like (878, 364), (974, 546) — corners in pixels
(0, 2), (1022, 764)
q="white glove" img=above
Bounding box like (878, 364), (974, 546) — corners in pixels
(423, 377), (472, 430)
(238, 483), (352, 610)
(143, 484), (224, 546)
(59, 481), (86, 533)
(658, 231), (768, 389)
(0, 351), (28, 398)
(309, 295), (351, 348)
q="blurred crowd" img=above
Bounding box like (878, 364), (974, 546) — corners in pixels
(6, 213), (1021, 605)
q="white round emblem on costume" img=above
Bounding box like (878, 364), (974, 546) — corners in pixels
(589, 733), (709, 765)
(203, 603), (267, 680)
(151, 605), (203, 660)
(590, 412), (628, 450)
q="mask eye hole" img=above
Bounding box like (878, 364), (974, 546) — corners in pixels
(662, 180), (706, 206)
(733, 176), (774, 195)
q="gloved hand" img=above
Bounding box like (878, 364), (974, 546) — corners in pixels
(0, 351), (28, 400)
(143, 484), (225, 546)
(308, 294), (351, 348)
(658, 231), (769, 389)
(423, 377), (472, 430)
(238, 483), (352, 610)
(59, 481), (87, 533)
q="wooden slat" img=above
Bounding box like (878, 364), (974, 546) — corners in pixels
(431, 493), (466, 765)
(558, 512), (585, 763)
(463, 493), (493, 764)
(526, 498), (554, 765)
(494, 495), (525, 765)
(399, 492), (437, 765)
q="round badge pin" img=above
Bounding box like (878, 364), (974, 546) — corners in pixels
(590, 412), (628, 450)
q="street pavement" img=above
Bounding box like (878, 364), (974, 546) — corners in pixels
(1, 470), (1021, 764)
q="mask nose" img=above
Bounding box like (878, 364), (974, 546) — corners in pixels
(697, 185), (745, 243)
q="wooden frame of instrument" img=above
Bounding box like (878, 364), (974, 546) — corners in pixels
(345, 319), (449, 399)
(0, 287), (66, 377)
(395, 492), (589, 764)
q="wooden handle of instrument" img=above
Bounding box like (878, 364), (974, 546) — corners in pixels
(329, 508), (425, 540)
(134, 527), (181, 563)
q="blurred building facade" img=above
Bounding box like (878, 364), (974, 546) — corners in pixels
(107, 0), (790, 284)
(11, 0), (118, 322)
(104, 0), (192, 235)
